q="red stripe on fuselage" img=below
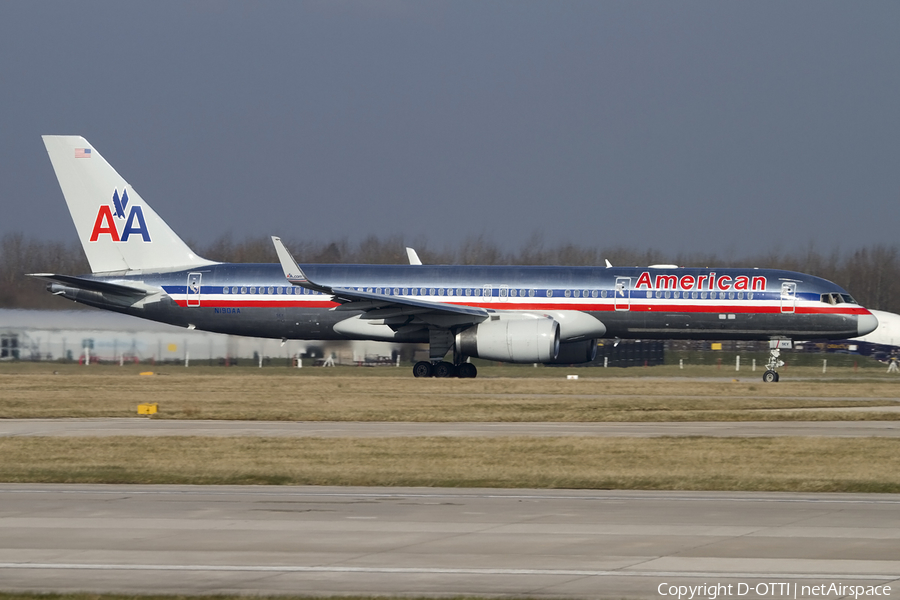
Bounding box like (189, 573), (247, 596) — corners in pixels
(172, 298), (869, 316)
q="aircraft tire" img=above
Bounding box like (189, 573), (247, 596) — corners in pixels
(434, 361), (457, 378)
(762, 370), (778, 383)
(413, 361), (433, 378)
(458, 363), (477, 379)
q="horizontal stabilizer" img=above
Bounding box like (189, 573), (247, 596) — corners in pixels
(28, 273), (150, 297)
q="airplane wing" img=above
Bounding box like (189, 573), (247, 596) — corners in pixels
(271, 237), (489, 319)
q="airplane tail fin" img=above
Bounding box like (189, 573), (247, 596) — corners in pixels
(42, 135), (215, 274)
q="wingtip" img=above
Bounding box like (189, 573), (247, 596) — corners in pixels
(271, 236), (309, 284)
(405, 247), (423, 265)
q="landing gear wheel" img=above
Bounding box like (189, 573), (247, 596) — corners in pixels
(413, 361), (433, 378)
(763, 347), (785, 383)
(457, 363), (478, 379)
(433, 361), (457, 378)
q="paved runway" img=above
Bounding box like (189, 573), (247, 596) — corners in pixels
(3, 417), (900, 437)
(1, 485), (898, 598)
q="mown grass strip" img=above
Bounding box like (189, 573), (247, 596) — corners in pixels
(2, 368), (899, 421)
(2, 436), (899, 493)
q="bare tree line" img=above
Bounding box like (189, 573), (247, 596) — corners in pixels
(3, 232), (899, 314)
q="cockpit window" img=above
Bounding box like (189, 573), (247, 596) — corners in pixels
(821, 293), (858, 305)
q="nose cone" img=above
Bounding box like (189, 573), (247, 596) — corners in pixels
(858, 313), (879, 337)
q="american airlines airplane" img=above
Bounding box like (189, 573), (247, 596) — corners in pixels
(33, 136), (878, 382)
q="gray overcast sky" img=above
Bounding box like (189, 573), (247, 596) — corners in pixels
(1, 1), (898, 259)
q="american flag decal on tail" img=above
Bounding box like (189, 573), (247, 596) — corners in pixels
(74, 148), (91, 158)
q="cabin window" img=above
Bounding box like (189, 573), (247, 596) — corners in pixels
(222, 287), (228, 295)
(546, 289), (553, 297)
(529, 289), (536, 297)
(249, 286), (256, 294)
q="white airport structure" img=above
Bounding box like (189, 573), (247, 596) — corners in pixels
(0, 309), (401, 366)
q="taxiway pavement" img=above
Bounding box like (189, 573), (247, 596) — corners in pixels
(1, 485), (898, 598)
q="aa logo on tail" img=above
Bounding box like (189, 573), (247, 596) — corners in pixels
(89, 189), (151, 242)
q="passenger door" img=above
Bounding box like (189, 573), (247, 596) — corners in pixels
(187, 272), (202, 307)
(615, 277), (631, 311)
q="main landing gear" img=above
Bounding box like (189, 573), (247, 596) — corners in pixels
(762, 347), (785, 383)
(413, 361), (478, 379)
(413, 327), (478, 378)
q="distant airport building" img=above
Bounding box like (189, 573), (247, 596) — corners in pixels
(0, 309), (401, 366)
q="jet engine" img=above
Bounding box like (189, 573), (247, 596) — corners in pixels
(455, 316), (559, 363)
(545, 339), (598, 364)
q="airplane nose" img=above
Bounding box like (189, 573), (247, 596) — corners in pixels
(858, 313), (879, 337)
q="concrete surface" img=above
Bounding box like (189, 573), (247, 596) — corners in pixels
(0, 485), (898, 598)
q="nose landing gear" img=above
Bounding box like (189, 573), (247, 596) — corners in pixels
(762, 346), (786, 383)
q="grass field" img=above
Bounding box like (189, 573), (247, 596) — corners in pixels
(2, 362), (899, 421)
(1, 435), (898, 493)
(3, 362), (900, 493)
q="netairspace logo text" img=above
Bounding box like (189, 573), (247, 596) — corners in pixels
(658, 582), (892, 599)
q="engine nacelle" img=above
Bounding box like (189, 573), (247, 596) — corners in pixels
(544, 339), (598, 364)
(456, 317), (560, 363)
